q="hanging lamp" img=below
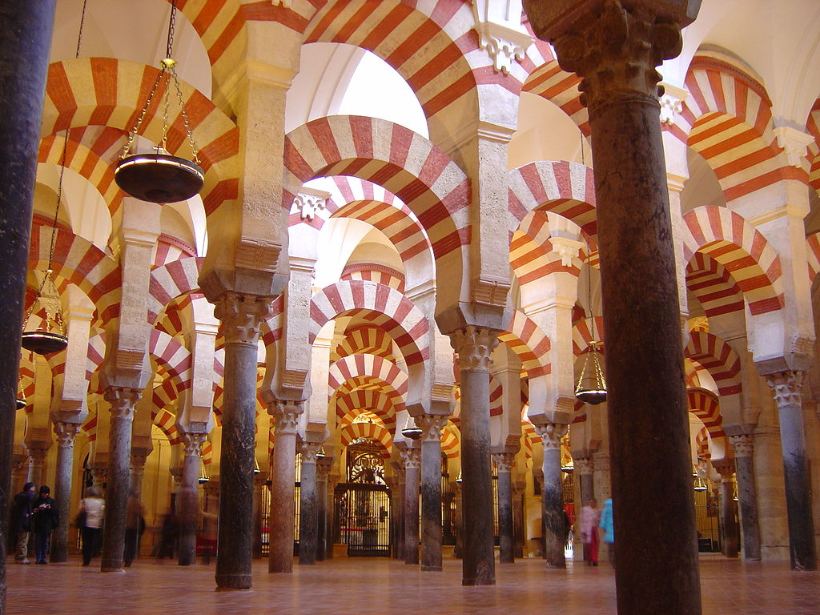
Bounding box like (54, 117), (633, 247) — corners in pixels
(401, 414), (422, 440)
(114, 0), (204, 203)
(198, 459), (210, 484)
(575, 262), (607, 405)
(693, 472), (708, 492)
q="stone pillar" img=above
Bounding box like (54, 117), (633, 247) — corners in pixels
(524, 1), (703, 611)
(712, 458), (739, 558)
(765, 371), (817, 570)
(316, 455), (331, 562)
(28, 444), (49, 489)
(512, 480), (525, 558)
(575, 457), (594, 506)
(728, 432), (761, 560)
(0, 2), (56, 608)
(214, 293), (271, 589)
(10, 454), (29, 497)
(178, 432), (206, 566)
(420, 415), (446, 571)
(91, 463), (107, 490)
(493, 452), (515, 564)
(392, 468), (406, 560)
(327, 474), (340, 559)
(50, 422), (79, 563)
(402, 445), (421, 565)
(101, 387), (140, 572)
(536, 422), (568, 568)
(129, 447), (150, 501)
(299, 442), (320, 565)
(268, 400), (302, 573)
(450, 326), (499, 585)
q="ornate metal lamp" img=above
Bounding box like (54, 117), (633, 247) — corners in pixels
(114, 0), (204, 203)
(198, 460), (210, 484)
(21, 269), (68, 355)
(693, 471), (708, 492)
(401, 415), (422, 440)
(575, 264), (607, 405)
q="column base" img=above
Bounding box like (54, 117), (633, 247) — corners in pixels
(215, 574), (252, 590)
(421, 564), (442, 571)
(462, 576), (495, 586)
(100, 565), (126, 573)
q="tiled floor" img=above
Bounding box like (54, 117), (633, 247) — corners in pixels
(5, 554), (818, 614)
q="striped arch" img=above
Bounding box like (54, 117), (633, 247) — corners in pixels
(155, 294), (196, 339)
(508, 161), (597, 237)
(28, 224), (120, 322)
(154, 407), (182, 445)
(154, 234), (197, 268)
(489, 373), (502, 417)
(339, 421), (393, 458)
(521, 60), (588, 136)
(807, 232), (820, 283)
(201, 440), (213, 466)
(261, 295), (285, 349)
(86, 333), (106, 384)
(684, 332), (742, 397)
(341, 264), (405, 293)
(807, 99), (820, 194)
(310, 280), (428, 365)
(441, 423), (460, 459)
(687, 387), (725, 439)
(329, 354), (408, 398)
(510, 211), (583, 295)
(334, 389), (399, 433)
(682, 206), (783, 315)
(148, 257), (203, 324)
(672, 56), (802, 202)
(695, 426), (711, 460)
(498, 310), (551, 379)
(573, 315), (606, 355)
(285, 116), (469, 306)
(43, 58), (239, 216)
(686, 252), (745, 318)
(149, 330), (192, 392)
(333, 324), (396, 362)
(81, 413), (97, 443)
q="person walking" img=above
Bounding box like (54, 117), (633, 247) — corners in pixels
(78, 486), (105, 566)
(30, 485), (59, 564)
(124, 490), (146, 567)
(599, 497), (615, 567)
(12, 482), (36, 564)
(579, 498), (600, 566)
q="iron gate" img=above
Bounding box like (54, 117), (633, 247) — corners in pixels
(334, 482), (391, 556)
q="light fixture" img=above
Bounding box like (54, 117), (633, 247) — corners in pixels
(114, 0), (204, 204)
(253, 456), (261, 475)
(15, 395), (26, 411)
(198, 460), (210, 484)
(575, 262), (607, 405)
(455, 470), (463, 485)
(401, 415), (422, 440)
(693, 472), (708, 492)
(316, 446), (326, 459)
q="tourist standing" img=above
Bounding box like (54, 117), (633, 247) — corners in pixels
(579, 498), (600, 566)
(12, 482), (36, 564)
(30, 485), (59, 564)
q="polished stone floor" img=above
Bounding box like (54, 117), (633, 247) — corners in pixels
(5, 554), (818, 614)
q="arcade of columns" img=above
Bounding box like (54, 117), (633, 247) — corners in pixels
(1, 1), (819, 614)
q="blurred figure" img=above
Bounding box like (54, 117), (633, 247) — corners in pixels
(156, 508), (178, 560)
(31, 485), (59, 564)
(579, 498), (600, 566)
(599, 497), (615, 567)
(78, 486), (105, 566)
(124, 489), (146, 567)
(12, 482), (36, 564)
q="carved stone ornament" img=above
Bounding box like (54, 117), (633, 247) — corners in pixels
(294, 192), (327, 221)
(728, 433), (754, 459)
(450, 326), (499, 372)
(573, 456), (593, 475)
(659, 91), (683, 125)
(420, 415), (448, 442)
(472, 1), (533, 75)
(301, 442), (322, 463)
(492, 452), (515, 473)
(54, 422), (79, 449)
(711, 458), (735, 479)
(104, 387), (141, 420)
(215, 292), (272, 346)
(181, 432), (207, 457)
(534, 422), (568, 450)
(272, 399), (304, 434)
(765, 370), (804, 409)
(773, 126), (814, 168)
(400, 447), (421, 470)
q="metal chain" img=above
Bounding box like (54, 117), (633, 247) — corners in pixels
(171, 65), (200, 163)
(166, 0), (178, 59)
(118, 68), (167, 159)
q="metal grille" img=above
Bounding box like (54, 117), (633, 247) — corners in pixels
(334, 483), (391, 556)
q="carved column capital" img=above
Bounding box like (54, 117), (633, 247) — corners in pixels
(420, 415), (448, 442)
(104, 386), (141, 420)
(400, 447), (421, 470)
(492, 452), (515, 473)
(300, 442), (322, 463)
(53, 422), (79, 449)
(214, 292), (271, 347)
(317, 455), (332, 478)
(765, 370), (805, 408)
(573, 456), (594, 476)
(450, 326), (499, 372)
(711, 458), (736, 481)
(270, 399), (304, 434)
(534, 422), (568, 450)
(181, 432), (207, 457)
(728, 433), (754, 459)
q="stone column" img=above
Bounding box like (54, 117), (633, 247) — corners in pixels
(420, 415), (446, 571)
(402, 445), (421, 565)
(712, 459), (739, 558)
(101, 387), (140, 572)
(0, 2), (56, 608)
(28, 444), (49, 489)
(535, 422), (568, 568)
(268, 400), (302, 573)
(10, 454), (29, 497)
(450, 326), (499, 585)
(524, 2), (703, 611)
(327, 474), (340, 559)
(391, 468), (406, 560)
(316, 455), (331, 562)
(727, 432), (761, 560)
(214, 293), (271, 589)
(178, 432), (206, 566)
(50, 422), (79, 563)
(512, 480), (525, 558)
(765, 371), (817, 570)
(129, 447), (150, 502)
(493, 452), (515, 564)
(299, 442), (321, 565)
(575, 457), (594, 506)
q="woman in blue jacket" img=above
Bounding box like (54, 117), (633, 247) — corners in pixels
(599, 498), (614, 566)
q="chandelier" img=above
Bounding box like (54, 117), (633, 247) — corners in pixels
(401, 414), (422, 440)
(114, 0), (204, 204)
(575, 262), (607, 405)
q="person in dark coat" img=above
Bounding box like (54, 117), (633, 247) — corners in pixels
(12, 482), (36, 564)
(30, 485), (59, 564)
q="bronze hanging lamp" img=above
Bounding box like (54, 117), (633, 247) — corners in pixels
(114, 0), (204, 203)
(198, 459), (210, 484)
(575, 262), (607, 405)
(401, 414), (422, 440)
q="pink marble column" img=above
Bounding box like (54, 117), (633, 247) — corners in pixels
(727, 431), (761, 560)
(50, 422), (79, 563)
(712, 459), (739, 558)
(268, 400), (302, 573)
(535, 423), (567, 568)
(178, 433), (206, 566)
(493, 452), (515, 564)
(420, 416), (446, 571)
(402, 446), (421, 565)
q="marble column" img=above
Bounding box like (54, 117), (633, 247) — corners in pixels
(129, 448), (150, 501)
(178, 433), (206, 566)
(50, 422), (79, 563)
(575, 457), (594, 506)
(493, 452), (515, 564)
(536, 423), (568, 568)
(101, 387), (140, 572)
(712, 459), (739, 558)
(402, 445), (421, 565)
(524, 2), (703, 611)
(327, 475), (340, 559)
(512, 481), (525, 559)
(391, 469), (406, 560)
(214, 293), (271, 589)
(268, 400), (302, 573)
(420, 415), (446, 571)
(0, 2), (56, 607)
(728, 432), (761, 560)
(299, 442), (320, 565)
(316, 455), (331, 562)
(450, 326), (499, 585)
(765, 371), (817, 570)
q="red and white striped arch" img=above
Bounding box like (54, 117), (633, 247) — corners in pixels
(155, 295), (196, 339)
(672, 57), (802, 202)
(310, 280), (428, 365)
(261, 295), (286, 349)
(154, 406), (182, 446)
(686, 252), (745, 318)
(154, 234), (197, 268)
(510, 211), (582, 293)
(521, 60), (588, 136)
(149, 330), (192, 392)
(341, 264), (405, 293)
(572, 315), (606, 356)
(333, 324), (396, 363)
(684, 332), (741, 397)
(333, 388), (399, 433)
(86, 333), (106, 385)
(806, 99), (820, 194)
(339, 420), (393, 458)
(489, 373), (502, 417)
(498, 309), (551, 379)
(682, 206), (783, 315)
(808, 231), (820, 284)
(43, 58), (239, 217)
(695, 426), (711, 460)
(687, 387), (725, 440)
(329, 354), (408, 398)
(441, 423), (459, 459)
(148, 257), (203, 324)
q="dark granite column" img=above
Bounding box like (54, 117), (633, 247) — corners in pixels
(513, 481), (525, 559)
(575, 457), (594, 506)
(268, 400), (302, 573)
(765, 371), (817, 570)
(101, 387), (141, 572)
(178, 433), (205, 566)
(535, 423), (567, 567)
(420, 415), (446, 571)
(450, 327), (498, 585)
(316, 455), (331, 562)
(493, 452), (515, 564)
(298, 442), (320, 565)
(327, 475), (339, 559)
(524, 1), (703, 611)
(214, 293), (270, 589)
(712, 459), (739, 558)
(727, 432), (761, 560)
(402, 446), (421, 565)
(50, 422), (79, 563)
(0, 1), (56, 606)
(391, 469), (406, 560)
